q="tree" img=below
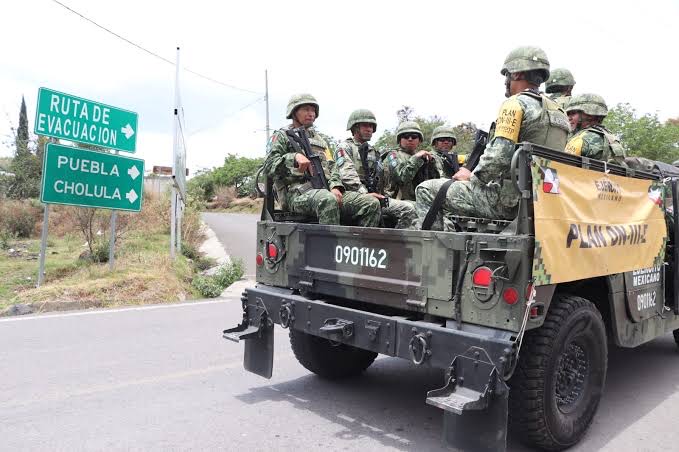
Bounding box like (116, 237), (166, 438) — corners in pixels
(8, 96), (41, 199)
(603, 103), (679, 163)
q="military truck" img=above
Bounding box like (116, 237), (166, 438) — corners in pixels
(224, 143), (679, 451)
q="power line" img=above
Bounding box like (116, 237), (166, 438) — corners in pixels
(50, 0), (261, 95)
(188, 96), (265, 136)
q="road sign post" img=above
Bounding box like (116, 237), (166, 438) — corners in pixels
(34, 88), (138, 153)
(41, 143), (145, 211)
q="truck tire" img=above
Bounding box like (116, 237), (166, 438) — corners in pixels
(289, 330), (377, 379)
(509, 293), (607, 450)
(673, 329), (679, 347)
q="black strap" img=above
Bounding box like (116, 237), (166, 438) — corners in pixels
(421, 179), (454, 230)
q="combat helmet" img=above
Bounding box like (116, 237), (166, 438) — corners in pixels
(431, 126), (457, 145)
(545, 68), (576, 93)
(286, 93), (319, 119)
(346, 109), (377, 131)
(396, 121), (423, 142)
(501, 46), (550, 82)
(566, 93), (608, 117)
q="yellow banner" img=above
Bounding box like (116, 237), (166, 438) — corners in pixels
(531, 157), (667, 285)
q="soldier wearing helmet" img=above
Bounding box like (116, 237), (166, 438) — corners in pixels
(416, 46), (570, 230)
(262, 94), (380, 226)
(564, 93), (626, 165)
(430, 125), (462, 178)
(382, 121), (446, 201)
(544, 68), (576, 109)
(333, 109), (419, 229)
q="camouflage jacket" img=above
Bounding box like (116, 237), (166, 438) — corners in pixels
(263, 125), (343, 207)
(548, 92), (571, 110)
(432, 149), (462, 178)
(381, 147), (446, 200)
(565, 125), (626, 165)
(473, 89), (570, 209)
(333, 137), (383, 194)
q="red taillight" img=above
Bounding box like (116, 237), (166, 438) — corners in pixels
(502, 287), (519, 305)
(267, 243), (278, 259)
(472, 267), (492, 286)
(525, 283), (534, 300)
(256, 253), (264, 266)
(530, 306), (540, 318)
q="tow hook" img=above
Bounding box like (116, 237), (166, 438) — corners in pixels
(279, 303), (294, 329)
(319, 318), (354, 341)
(409, 331), (432, 365)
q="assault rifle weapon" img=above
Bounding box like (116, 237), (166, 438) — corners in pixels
(463, 126), (491, 171)
(442, 152), (460, 176)
(358, 143), (389, 208)
(286, 127), (329, 190)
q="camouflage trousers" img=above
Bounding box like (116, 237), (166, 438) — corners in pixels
(288, 189), (380, 227)
(382, 199), (420, 229)
(415, 178), (516, 231)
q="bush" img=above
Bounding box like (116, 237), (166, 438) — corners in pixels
(191, 258), (244, 298)
(191, 275), (224, 298)
(0, 200), (40, 238)
(211, 186), (237, 209)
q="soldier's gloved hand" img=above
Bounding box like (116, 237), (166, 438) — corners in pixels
(331, 188), (343, 207)
(294, 153), (311, 173)
(453, 167), (472, 181)
(414, 150), (433, 161)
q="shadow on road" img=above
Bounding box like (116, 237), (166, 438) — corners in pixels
(234, 335), (679, 451)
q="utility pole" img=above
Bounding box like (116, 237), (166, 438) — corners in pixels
(265, 69), (270, 140)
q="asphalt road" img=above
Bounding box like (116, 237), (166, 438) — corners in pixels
(2, 299), (679, 451)
(3, 214), (679, 451)
(202, 212), (259, 278)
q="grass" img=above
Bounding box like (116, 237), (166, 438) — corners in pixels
(0, 231), (201, 312)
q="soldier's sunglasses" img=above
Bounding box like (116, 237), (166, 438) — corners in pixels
(402, 134), (420, 140)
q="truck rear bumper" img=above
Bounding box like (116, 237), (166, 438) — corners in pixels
(224, 284), (515, 452)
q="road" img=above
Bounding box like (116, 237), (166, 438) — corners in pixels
(2, 213), (679, 450)
(202, 212), (258, 278)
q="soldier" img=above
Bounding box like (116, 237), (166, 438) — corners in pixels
(263, 94), (380, 226)
(382, 121), (445, 201)
(416, 46), (570, 230)
(564, 93), (626, 165)
(544, 68), (575, 109)
(430, 125), (461, 178)
(334, 109), (420, 229)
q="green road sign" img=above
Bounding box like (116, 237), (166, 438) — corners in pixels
(34, 87), (138, 153)
(41, 144), (145, 212)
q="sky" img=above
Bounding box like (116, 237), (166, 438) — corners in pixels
(1, 0), (678, 175)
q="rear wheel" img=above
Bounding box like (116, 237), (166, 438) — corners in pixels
(289, 330), (377, 379)
(673, 329), (679, 347)
(509, 293), (607, 450)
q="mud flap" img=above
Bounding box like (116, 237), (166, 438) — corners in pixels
(426, 346), (509, 452)
(223, 303), (275, 379)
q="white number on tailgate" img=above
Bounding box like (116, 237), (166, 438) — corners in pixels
(334, 245), (387, 269)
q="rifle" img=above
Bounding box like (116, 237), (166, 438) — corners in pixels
(463, 125), (491, 171)
(358, 143), (388, 208)
(442, 152), (460, 176)
(286, 127), (329, 190)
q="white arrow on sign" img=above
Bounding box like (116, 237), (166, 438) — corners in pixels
(127, 165), (140, 180)
(126, 189), (138, 204)
(121, 124), (135, 139)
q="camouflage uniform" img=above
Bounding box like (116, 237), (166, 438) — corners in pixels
(263, 95), (379, 226)
(335, 136), (420, 229)
(431, 126), (459, 178)
(416, 47), (570, 230)
(382, 122), (446, 201)
(564, 93), (626, 165)
(545, 68), (575, 110)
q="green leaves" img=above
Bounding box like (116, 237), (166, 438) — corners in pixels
(604, 104), (679, 163)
